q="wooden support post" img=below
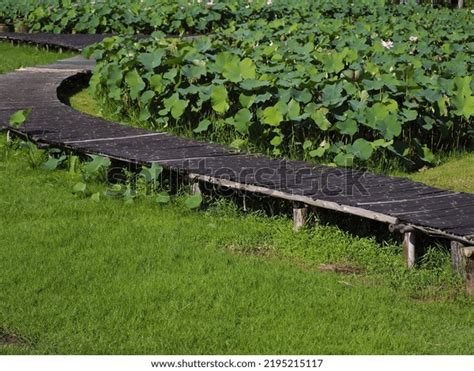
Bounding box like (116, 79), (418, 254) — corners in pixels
(451, 241), (474, 296)
(403, 231), (416, 268)
(451, 241), (466, 277)
(191, 180), (202, 196)
(464, 247), (474, 297)
(293, 203), (308, 231)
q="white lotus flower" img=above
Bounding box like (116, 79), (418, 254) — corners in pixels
(409, 36), (418, 42)
(381, 39), (394, 49)
(207, 0), (213, 6)
(267, 0), (273, 5)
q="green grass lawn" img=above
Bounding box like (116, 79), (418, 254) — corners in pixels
(1, 41), (473, 355)
(0, 41), (74, 74)
(1, 135), (473, 355)
(407, 154), (474, 193)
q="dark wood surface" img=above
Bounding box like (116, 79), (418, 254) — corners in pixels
(0, 32), (110, 51)
(1, 33), (473, 243)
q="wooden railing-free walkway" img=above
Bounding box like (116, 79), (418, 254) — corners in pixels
(1, 32), (473, 294)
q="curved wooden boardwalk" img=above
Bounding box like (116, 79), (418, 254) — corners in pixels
(1, 32), (473, 253)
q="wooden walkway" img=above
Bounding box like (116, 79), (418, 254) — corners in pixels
(1, 32), (473, 257)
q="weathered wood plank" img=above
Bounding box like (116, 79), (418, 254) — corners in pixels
(188, 172), (399, 225)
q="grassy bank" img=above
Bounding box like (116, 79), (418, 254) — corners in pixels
(0, 41), (74, 74)
(1, 135), (473, 355)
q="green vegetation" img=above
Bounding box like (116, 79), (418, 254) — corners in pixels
(407, 153), (474, 193)
(1, 134), (473, 355)
(0, 41), (73, 74)
(1, 1), (472, 35)
(70, 82), (474, 193)
(2, 1), (472, 168)
(0, 5), (473, 356)
(84, 4), (473, 170)
(68, 89), (101, 117)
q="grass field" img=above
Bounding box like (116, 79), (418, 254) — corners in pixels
(1, 41), (473, 355)
(408, 154), (474, 193)
(0, 41), (74, 74)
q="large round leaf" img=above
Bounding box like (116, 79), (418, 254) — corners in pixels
(211, 85), (230, 114)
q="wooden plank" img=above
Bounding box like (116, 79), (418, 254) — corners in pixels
(443, 226), (474, 237)
(188, 172), (399, 224)
(355, 192), (455, 206)
(384, 201), (474, 216)
(17, 67), (85, 73)
(62, 132), (167, 144)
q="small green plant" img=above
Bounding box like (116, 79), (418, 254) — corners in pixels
(8, 109), (31, 128)
(72, 181), (87, 197)
(67, 155), (80, 174)
(18, 141), (45, 168)
(156, 191), (171, 204)
(83, 154), (111, 181)
(185, 193), (203, 209)
(71, 154), (111, 198)
(41, 149), (66, 171)
(6, 110), (42, 167)
(67, 155), (173, 205)
(139, 162), (163, 195)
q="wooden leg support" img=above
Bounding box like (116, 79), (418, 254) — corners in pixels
(451, 241), (466, 277)
(403, 231), (417, 268)
(465, 248), (474, 297)
(191, 180), (202, 196)
(293, 203), (308, 231)
(451, 241), (474, 296)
